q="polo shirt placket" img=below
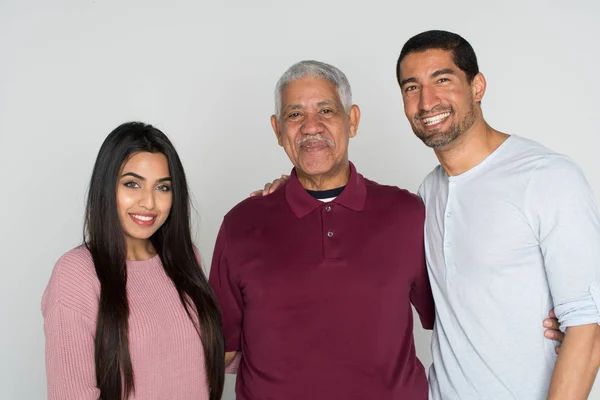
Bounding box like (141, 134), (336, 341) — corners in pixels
(322, 203), (341, 260)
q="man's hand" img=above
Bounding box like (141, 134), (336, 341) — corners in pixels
(249, 174), (290, 197)
(544, 309), (565, 354)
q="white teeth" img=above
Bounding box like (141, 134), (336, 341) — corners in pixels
(422, 112), (450, 126)
(131, 214), (154, 221)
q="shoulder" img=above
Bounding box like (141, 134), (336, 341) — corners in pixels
(42, 245), (99, 319)
(363, 176), (424, 215)
(500, 135), (566, 170)
(527, 154), (591, 201)
(532, 153), (584, 178)
(223, 184), (287, 223)
(508, 136), (588, 186)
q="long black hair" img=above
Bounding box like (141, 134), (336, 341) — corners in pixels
(84, 122), (224, 400)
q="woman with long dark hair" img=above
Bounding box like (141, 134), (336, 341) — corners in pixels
(42, 122), (224, 399)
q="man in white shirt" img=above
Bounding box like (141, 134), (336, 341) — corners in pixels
(395, 29), (600, 399)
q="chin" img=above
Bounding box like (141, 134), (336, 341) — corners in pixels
(125, 226), (160, 240)
(298, 161), (337, 176)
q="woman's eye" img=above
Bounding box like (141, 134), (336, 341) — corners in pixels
(156, 184), (171, 192)
(124, 181), (140, 188)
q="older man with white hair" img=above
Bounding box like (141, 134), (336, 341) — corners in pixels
(208, 60), (435, 399)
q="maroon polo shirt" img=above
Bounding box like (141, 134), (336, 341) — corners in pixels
(209, 162), (434, 400)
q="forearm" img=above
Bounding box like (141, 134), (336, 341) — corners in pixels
(547, 324), (600, 400)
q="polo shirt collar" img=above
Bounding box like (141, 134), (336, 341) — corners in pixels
(285, 161), (367, 218)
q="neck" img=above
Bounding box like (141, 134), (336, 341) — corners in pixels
(297, 161), (351, 191)
(125, 238), (156, 261)
(433, 119), (509, 177)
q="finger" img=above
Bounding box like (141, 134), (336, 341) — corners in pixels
(555, 346), (561, 354)
(249, 190), (262, 197)
(543, 318), (560, 330)
(281, 174), (290, 181)
(554, 332), (565, 342)
(262, 183), (273, 196)
(548, 309), (556, 319)
(544, 329), (565, 342)
(272, 179), (288, 193)
(268, 181), (280, 194)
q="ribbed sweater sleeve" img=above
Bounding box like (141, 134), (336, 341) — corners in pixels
(42, 246), (101, 400)
(43, 303), (100, 399)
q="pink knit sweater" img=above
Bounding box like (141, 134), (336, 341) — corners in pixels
(42, 246), (209, 400)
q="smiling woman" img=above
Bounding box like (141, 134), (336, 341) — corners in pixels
(41, 122), (225, 400)
(116, 152), (173, 253)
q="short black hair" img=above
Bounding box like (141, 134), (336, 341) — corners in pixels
(396, 30), (479, 85)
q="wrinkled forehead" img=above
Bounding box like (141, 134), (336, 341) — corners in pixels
(280, 76), (342, 108)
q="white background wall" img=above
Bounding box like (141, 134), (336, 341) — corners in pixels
(1, 0), (599, 398)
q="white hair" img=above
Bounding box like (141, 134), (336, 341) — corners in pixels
(274, 60), (352, 119)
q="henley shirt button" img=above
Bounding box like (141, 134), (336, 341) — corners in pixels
(446, 212), (452, 217)
(325, 205), (332, 212)
(327, 230), (334, 238)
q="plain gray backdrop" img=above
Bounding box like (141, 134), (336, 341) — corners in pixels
(1, 0), (599, 398)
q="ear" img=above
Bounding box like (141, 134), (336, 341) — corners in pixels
(471, 72), (486, 103)
(348, 105), (361, 138)
(270, 114), (283, 147)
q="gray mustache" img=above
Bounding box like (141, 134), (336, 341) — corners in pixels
(296, 134), (334, 147)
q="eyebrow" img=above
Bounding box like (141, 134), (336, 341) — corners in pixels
(399, 77), (418, 88)
(120, 172), (171, 183)
(431, 68), (457, 78)
(283, 104), (303, 112)
(283, 101), (338, 111)
(400, 68), (457, 87)
(316, 101), (338, 108)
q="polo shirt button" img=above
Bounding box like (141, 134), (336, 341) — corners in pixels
(325, 205), (332, 212)
(327, 230), (334, 238)
(446, 212), (452, 217)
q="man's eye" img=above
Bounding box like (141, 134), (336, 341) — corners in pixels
(320, 109), (332, 114)
(437, 78), (449, 83)
(405, 85), (417, 92)
(288, 112), (301, 119)
(124, 181), (140, 188)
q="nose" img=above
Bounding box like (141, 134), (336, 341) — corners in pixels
(300, 112), (324, 135)
(138, 187), (156, 210)
(418, 86), (440, 113)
